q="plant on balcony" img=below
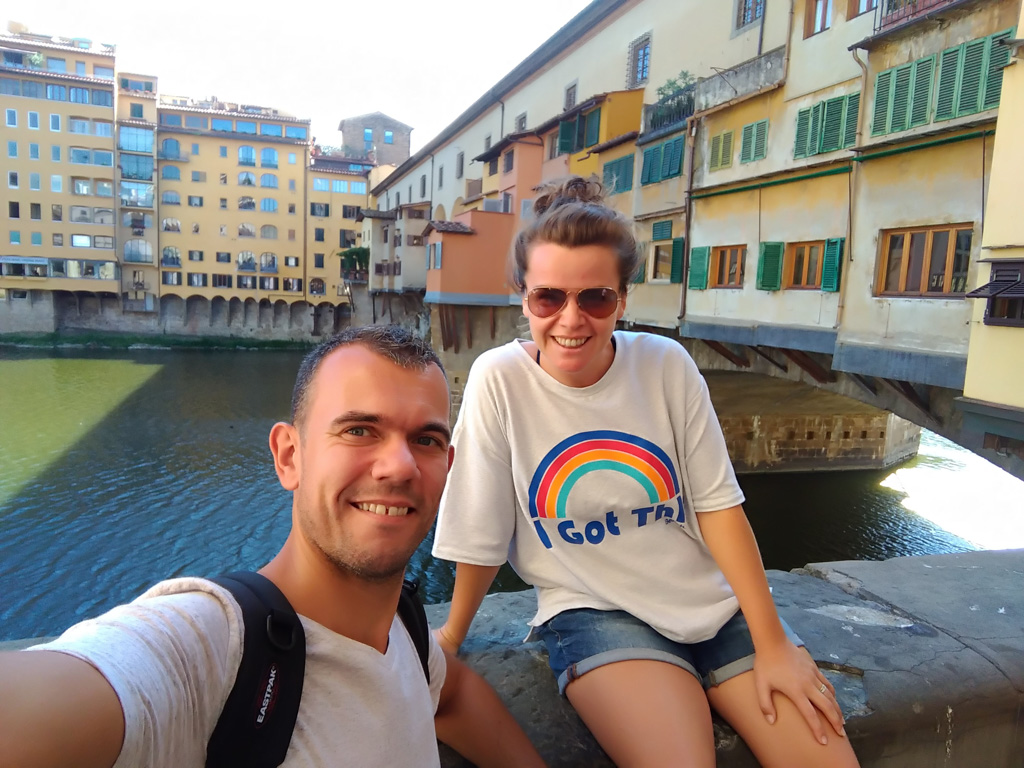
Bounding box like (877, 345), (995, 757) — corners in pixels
(338, 246), (370, 282)
(656, 70), (696, 100)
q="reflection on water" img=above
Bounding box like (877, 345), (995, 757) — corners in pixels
(1, 347), (1021, 641)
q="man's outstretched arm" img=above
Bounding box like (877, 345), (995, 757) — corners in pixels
(434, 649), (546, 768)
(0, 650), (124, 768)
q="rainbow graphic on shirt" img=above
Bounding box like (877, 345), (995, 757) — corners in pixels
(528, 430), (680, 520)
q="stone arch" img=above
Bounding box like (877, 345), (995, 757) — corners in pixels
(452, 197), (465, 216)
(210, 296), (229, 328)
(185, 295), (209, 330)
(228, 297), (244, 328)
(433, 203), (447, 221)
(289, 300), (307, 330)
(258, 298), (273, 329)
(273, 299), (289, 329)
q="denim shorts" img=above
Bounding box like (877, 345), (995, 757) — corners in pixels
(534, 608), (803, 695)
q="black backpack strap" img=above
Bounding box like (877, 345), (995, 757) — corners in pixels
(398, 577), (431, 683)
(206, 571), (305, 768)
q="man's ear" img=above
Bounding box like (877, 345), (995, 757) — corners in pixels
(269, 422), (301, 491)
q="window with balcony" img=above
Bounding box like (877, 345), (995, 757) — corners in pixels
(119, 126), (154, 153)
(260, 173), (278, 188)
(805, 0), (833, 37)
(124, 240), (152, 263)
(239, 172), (256, 186)
(260, 252), (278, 272)
(160, 138), (181, 160)
(967, 261), (1024, 327)
(627, 33), (652, 88)
(237, 251), (256, 271)
(162, 246), (181, 267)
(261, 225), (277, 239)
(121, 155), (154, 181)
(239, 146), (256, 166)
(876, 224), (972, 296)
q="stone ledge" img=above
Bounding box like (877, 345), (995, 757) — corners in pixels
(429, 549), (1024, 767)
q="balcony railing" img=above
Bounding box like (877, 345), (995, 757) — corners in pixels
(156, 150), (190, 161)
(643, 85), (696, 135)
(160, 257), (181, 268)
(875, 0), (960, 34)
(237, 261), (256, 272)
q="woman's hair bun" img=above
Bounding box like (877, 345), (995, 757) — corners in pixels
(532, 176), (605, 216)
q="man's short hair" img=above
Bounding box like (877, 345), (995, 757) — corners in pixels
(290, 325), (445, 429)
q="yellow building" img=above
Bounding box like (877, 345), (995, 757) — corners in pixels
(0, 28), (120, 324)
(155, 95), (310, 305)
(959, 0), (1024, 476)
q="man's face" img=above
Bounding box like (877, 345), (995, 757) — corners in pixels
(280, 344), (452, 582)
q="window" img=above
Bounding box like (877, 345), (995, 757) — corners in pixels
(877, 224), (972, 296)
(212, 119), (233, 132)
(192, 143), (200, 154)
(709, 246), (747, 288)
(192, 171), (207, 183)
(188, 272), (208, 287)
(311, 202), (330, 217)
(238, 275), (256, 289)
(52, 205), (63, 222)
(351, 182), (366, 195)
(238, 146), (256, 166)
(91, 89), (113, 106)
(51, 175), (63, 193)
(737, 0), (765, 28)
(289, 153), (296, 164)
(71, 177), (91, 196)
(795, 92), (860, 157)
(7, 141), (15, 158)
(285, 256), (299, 267)
(161, 138), (180, 159)
(212, 274), (232, 289)
(503, 151), (514, 174)
(260, 252), (278, 272)
(161, 165), (181, 181)
(30, 202), (41, 218)
(709, 131), (735, 171)
(53, 233), (63, 248)
(212, 251), (229, 264)
(384, 130), (394, 144)
(650, 226), (684, 283)
(602, 155), (634, 194)
(46, 85), (67, 101)
(239, 223), (256, 238)
(332, 180), (347, 193)
(69, 147), (91, 164)
(456, 152), (464, 179)
(29, 142), (39, 159)
(420, 175), (427, 197)
(9, 231), (20, 245)
(260, 173), (278, 188)
(806, 0), (833, 36)
(314, 228), (325, 242)
(237, 251), (256, 271)
(124, 240), (153, 263)
(130, 103), (143, 119)
(564, 83), (578, 111)
(5, 108), (15, 127)
(261, 225), (277, 239)
(934, 30), (1014, 122)
(186, 116), (207, 130)
(259, 276), (279, 291)
(783, 240), (834, 289)
(261, 198), (278, 213)
(31, 232), (42, 246)
(239, 172), (256, 186)
(51, 145), (61, 162)
(848, 0), (877, 18)
(261, 123), (282, 137)
(236, 121), (256, 135)
(364, 127), (373, 143)
(188, 196), (203, 207)
(49, 114), (60, 131)
(162, 217), (181, 232)
(342, 205), (360, 219)
(94, 208), (113, 225)
(313, 178), (330, 192)
(438, 165), (444, 189)
(8, 171), (18, 189)
(739, 120), (769, 163)
(189, 250), (203, 261)
(314, 253), (325, 269)
(161, 190), (180, 205)
(515, 113), (527, 131)
(488, 158), (499, 176)
(160, 113), (183, 128)
(288, 203), (296, 214)
(627, 33), (652, 88)
(71, 234), (92, 248)
(162, 271), (182, 286)
(96, 180), (113, 197)
(220, 198), (228, 209)
(967, 261), (1024, 327)
(220, 146), (228, 158)
(71, 205), (92, 223)
(640, 136), (684, 185)
(8, 202), (19, 218)
(119, 126), (154, 153)
(288, 229), (295, 241)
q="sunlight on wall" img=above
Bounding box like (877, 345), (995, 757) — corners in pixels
(880, 431), (1024, 550)
(0, 358), (162, 509)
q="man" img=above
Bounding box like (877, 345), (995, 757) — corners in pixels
(0, 325), (545, 768)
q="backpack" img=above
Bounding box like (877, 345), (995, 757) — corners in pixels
(205, 571), (431, 768)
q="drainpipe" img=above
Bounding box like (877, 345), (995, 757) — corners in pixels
(835, 47), (871, 330)
(680, 115), (698, 325)
(757, 0), (767, 57)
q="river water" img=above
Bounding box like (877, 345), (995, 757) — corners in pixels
(1, 346), (1022, 642)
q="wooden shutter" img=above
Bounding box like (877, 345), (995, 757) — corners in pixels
(661, 137), (683, 178)
(602, 161), (617, 192)
(584, 108), (601, 148)
(641, 145), (663, 185)
(842, 92), (860, 148)
(756, 242), (785, 291)
(794, 108), (811, 158)
(652, 220), (673, 241)
(821, 238), (845, 292)
(753, 120), (768, 160)
(670, 237), (685, 284)
(709, 133), (722, 170)
(819, 97), (846, 153)
(557, 119), (576, 154)
(620, 154), (634, 192)
(740, 123), (756, 163)
(957, 38), (987, 116)
(720, 131), (734, 167)
(983, 29), (1014, 110)
(909, 56), (935, 127)
(872, 69), (893, 136)
(688, 246), (710, 290)
(889, 64), (913, 133)
(935, 45), (962, 121)
(808, 102), (824, 157)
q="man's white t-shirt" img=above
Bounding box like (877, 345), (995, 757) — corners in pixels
(30, 577), (446, 768)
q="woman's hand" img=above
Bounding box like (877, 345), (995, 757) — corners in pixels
(434, 625), (462, 657)
(753, 638), (846, 744)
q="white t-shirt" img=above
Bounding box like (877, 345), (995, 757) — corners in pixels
(31, 577), (446, 768)
(433, 331), (746, 643)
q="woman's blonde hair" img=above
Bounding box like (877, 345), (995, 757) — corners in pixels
(508, 176), (643, 293)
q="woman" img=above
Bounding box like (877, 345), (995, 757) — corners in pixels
(432, 177), (859, 768)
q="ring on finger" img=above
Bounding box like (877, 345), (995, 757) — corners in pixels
(818, 682), (828, 695)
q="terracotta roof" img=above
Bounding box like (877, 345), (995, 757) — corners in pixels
(0, 66), (116, 88)
(585, 131), (639, 155)
(424, 220), (474, 235)
(473, 131), (540, 162)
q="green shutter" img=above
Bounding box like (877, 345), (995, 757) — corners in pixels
(889, 64), (913, 133)
(602, 161), (616, 191)
(641, 145), (663, 185)
(808, 102), (824, 156)
(688, 246), (710, 290)
(120, 77), (129, 89)
(740, 122), (755, 163)
(819, 97), (846, 153)
(756, 242), (785, 291)
(709, 133), (722, 170)
(957, 38), (987, 116)
(842, 92), (860, 148)
(557, 119), (575, 154)
(872, 69), (894, 136)
(584, 108), (601, 148)
(652, 220), (673, 241)
(821, 238), (844, 292)
(659, 140), (674, 178)
(720, 131), (734, 167)
(633, 259), (646, 283)
(666, 137), (684, 177)
(909, 56), (935, 127)
(574, 117), (588, 152)
(983, 29), (1015, 110)
(794, 108), (811, 158)
(670, 237), (685, 284)
(935, 45), (962, 121)
(753, 120), (768, 160)
(618, 154), (634, 192)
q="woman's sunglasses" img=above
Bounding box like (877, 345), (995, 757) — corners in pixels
(525, 286), (622, 319)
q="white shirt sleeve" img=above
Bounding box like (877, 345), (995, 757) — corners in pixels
(433, 351), (518, 566)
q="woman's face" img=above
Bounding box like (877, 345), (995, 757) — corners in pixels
(522, 242), (625, 388)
